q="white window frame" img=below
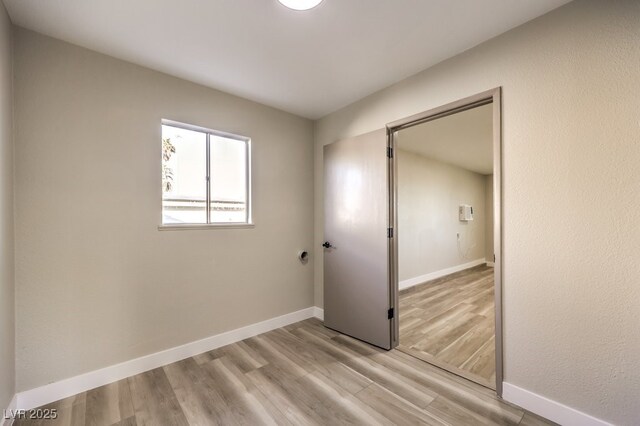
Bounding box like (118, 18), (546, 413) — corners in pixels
(158, 119), (253, 230)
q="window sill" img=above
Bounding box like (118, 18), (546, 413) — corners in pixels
(158, 223), (255, 231)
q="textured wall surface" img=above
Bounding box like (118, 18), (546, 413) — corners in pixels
(397, 150), (486, 282)
(0, 2), (14, 411)
(14, 29), (314, 391)
(313, 1), (640, 424)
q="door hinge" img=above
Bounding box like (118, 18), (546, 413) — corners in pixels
(387, 228), (394, 238)
(388, 308), (394, 320)
(387, 147), (393, 158)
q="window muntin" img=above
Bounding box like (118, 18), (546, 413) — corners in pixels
(161, 122), (251, 226)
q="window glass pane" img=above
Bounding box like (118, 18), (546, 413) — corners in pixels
(209, 136), (247, 223)
(162, 125), (207, 224)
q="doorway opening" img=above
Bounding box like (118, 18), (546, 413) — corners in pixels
(387, 88), (502, 393)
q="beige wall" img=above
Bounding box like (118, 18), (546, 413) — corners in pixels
(13, 28), (314, 391)
(314, 1), (640, 424)
(0, 2), (14, 410)
(398, 150), (486, 282)
(485, 174), (494, 262)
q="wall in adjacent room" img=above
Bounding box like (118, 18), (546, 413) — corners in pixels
(485, 174), (494, 263)
(13, 28), (314, 391)
(0, 1), (15, 411)
(313, 1), (640, 424)
(397, 150), (486, 283)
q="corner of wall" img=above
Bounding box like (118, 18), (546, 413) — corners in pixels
(0, 0), (16, 415)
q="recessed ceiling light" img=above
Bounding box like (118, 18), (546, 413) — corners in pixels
(278, 0), (324, 11)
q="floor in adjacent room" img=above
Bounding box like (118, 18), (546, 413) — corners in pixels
(15, 317), (554, 426)
(398, 264), (496, 389)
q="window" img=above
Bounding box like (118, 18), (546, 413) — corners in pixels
(161, 120), (251, 227)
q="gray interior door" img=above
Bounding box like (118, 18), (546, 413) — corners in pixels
(323, 129), (391, 350)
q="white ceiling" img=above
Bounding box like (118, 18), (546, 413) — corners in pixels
(3, 0), (572, 119)
(397, 103), (493, 175)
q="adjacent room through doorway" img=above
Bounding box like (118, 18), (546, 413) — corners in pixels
(394, 101), (498, 389)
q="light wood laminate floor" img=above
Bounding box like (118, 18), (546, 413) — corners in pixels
(398, 265), (496, 389)
(14, 317), (554, 426)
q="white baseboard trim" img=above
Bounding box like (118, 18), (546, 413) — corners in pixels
(2, 394), (17, 426)
(313, 307), (324, 321)
(16, 307), (316, 411)
(503, 383), (612, 426)
(399, 258), (487, 290)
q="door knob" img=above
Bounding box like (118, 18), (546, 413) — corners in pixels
(322, 241), (333, 248)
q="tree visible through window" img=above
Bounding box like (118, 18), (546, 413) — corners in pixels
(161, 121), (251, 225)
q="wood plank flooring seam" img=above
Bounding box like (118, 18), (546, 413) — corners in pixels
(399, 265), (497, 388)
(13, 313), (557, 426)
